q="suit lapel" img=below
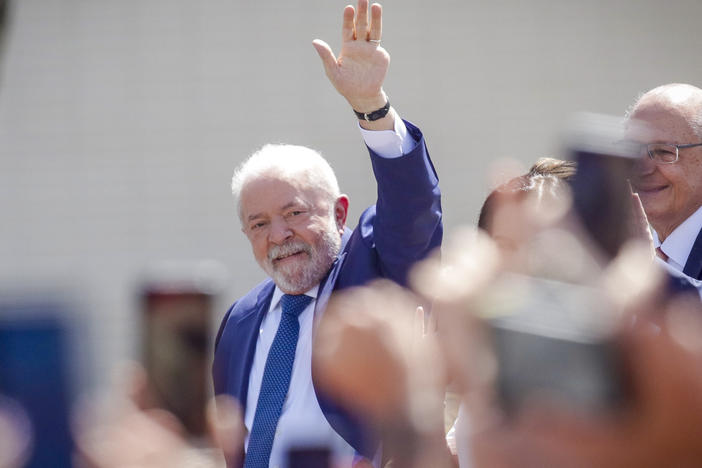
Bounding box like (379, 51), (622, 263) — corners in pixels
(683, 226), (702, 280)
(228, 282), (275, 409)
(311, 228), (377, 457)
(314, 251), (347, 324)
(314, 228), (352, 324)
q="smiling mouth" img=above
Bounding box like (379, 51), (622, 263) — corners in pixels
(272, 250), (307, 264)
(634, 184), (669, 194)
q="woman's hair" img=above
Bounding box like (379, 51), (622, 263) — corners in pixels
(477, 157), (577, 233)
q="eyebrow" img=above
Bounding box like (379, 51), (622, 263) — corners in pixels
(281, 201), (300, 211)
(246, 201), (306, 222)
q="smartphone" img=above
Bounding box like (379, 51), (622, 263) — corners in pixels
(140, 273), (217, 438)
(480, 273), (630, 416)
(565, 113), (641, 260)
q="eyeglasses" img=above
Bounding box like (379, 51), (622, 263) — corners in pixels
(639, 142), (702, 164)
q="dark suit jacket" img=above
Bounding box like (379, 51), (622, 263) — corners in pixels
(212, 121), (442, 463)
(683, 226), (702, 280)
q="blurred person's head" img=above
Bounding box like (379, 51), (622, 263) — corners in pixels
(627, 83), (702, 241)
(477, 158), (576, 253)
(232, 144), (349, 294)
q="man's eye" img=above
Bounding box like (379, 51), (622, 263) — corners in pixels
(649, 144), (677, 160)
(250, 222), (266, 231)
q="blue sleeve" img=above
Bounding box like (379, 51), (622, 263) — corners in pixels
(366, 120), (443, 286)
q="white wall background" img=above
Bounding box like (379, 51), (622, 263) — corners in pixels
(1, 0), (701, 386)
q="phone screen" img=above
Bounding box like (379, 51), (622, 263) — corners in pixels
(569, 151), (635, 259)
(141, 289), (212, 437)
(565, 113), (641, 260)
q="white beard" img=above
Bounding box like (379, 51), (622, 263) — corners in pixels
(261, 220), (342, 294)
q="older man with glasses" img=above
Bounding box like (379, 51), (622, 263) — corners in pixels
(629, 83), (702, 280)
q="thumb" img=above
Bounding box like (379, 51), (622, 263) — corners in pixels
(312, 39), (338, 78)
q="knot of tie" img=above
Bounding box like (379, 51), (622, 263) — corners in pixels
(280, 294), (312, 318)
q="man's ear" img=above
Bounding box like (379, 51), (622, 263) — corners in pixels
(334, 195), (350, 231)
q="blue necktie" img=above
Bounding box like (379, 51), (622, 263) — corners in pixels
(244, 294), (313, 468)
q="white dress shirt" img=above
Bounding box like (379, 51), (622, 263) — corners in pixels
(359, 114), (416, 157)
(245, 285), (356, 468)
(244, 117), (416, 468)
(653, 205), (702, 274)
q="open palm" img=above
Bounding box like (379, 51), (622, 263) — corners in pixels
(313, 0), (389, 112)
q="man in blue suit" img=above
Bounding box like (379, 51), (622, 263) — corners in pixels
(212, 1), (442, 466)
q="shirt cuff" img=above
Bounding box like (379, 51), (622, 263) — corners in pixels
(359, 115), (417, 159)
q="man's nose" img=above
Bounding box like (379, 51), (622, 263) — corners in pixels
(269, 217), (293, 244)
(633, 153), (656, 177)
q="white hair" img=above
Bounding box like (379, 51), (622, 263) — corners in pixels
(231, 144), (341, 220)
(623, 90), (646, 121)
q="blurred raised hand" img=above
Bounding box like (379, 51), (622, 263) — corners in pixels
(313, 280), (451, 468)
(73, 362), (244, 468)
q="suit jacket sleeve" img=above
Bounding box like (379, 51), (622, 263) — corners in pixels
(364, 119), (442, 286)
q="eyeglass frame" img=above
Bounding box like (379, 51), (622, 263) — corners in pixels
(637, 141), (702, 164)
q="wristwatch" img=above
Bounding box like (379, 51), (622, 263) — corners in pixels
(353, 100), (391, 122)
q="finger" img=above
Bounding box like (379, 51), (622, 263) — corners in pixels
(342, 5), (355, 42)
(312, 39), (338, 78)
(631, 192), (651, 233)
(355, 0), (370, 40)
(369, 3), (382, 41)
(414, 306), (425, 340)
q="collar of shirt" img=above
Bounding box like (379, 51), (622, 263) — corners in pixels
(653, 205), (702, 271)
(269, 283), (320, 313)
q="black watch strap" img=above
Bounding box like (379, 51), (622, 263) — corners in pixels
(353, 100), (391, 122)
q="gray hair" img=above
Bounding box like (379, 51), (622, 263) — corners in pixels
(231, 144), (341, 221)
